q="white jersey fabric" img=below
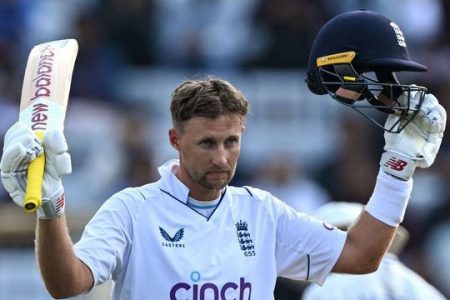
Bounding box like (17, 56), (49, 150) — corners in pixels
(302, 253), (447, 300)
(74, 159), (346, 300)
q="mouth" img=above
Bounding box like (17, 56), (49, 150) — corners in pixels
(207, 170), (230, 179)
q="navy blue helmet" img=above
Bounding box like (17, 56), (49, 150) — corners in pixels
(306, 9), (427, 133)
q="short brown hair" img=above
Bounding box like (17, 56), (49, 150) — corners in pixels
(170, 77), (249, 130)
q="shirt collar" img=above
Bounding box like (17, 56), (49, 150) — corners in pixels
(157, 159), (190, 203)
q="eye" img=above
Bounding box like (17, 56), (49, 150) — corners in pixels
(225, 137), (239, 148)
(199, 138), (215, 148)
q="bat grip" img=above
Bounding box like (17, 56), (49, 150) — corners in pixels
(23, 131), (45, 212)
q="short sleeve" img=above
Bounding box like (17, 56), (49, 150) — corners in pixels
(74, 192), (133, 286)
(273, 196), (346, 285)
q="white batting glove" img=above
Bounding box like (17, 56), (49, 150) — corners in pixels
(1, 122), (72, 219)
(381, 90), (446, 180)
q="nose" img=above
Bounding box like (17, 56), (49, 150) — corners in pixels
(212, 145), (228, 167)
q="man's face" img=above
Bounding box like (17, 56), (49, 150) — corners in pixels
(169, 114), (244, 199)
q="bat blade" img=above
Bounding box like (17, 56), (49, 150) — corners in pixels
(19, 39), (78, 212)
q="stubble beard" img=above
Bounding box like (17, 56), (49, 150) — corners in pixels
(192, 168), (235, 191)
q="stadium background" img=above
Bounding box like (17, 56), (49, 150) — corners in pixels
(0, 0), (449, 299)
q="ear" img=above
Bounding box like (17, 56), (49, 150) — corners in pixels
(169, 128), (180, 150)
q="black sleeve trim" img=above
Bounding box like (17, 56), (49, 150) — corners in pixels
(243, 186), (253, 196)
(135, 188), (146, 201)
(306, 254), (311, 281)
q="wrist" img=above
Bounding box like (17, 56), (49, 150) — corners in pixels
(365, 169), (413, 227)
(380, 151), (416, 180)
(37, 190), (65, 220)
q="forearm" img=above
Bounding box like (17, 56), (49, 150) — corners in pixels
(334, 211), (396, 273)
(333, 170), (412, 273)
(36, 216), (93, 298)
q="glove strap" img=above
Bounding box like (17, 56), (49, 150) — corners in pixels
(37, 190), (65, 220)
(380, 152), (416, 181)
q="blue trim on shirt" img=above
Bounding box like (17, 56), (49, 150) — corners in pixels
(306, 254), (311, 281)
(159, 187), (227, 221)
(243, 186), (253, 196)
(135, 188), (146, 200)
(188, 202), (218, 209)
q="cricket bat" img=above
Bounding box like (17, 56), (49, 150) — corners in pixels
(19, 39), (78, 212)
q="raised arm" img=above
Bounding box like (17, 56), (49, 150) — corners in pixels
(1, 123), (93, 298)
(332, 185), (404, 273)
(333, 92), (446, 274)
(37, 216), (93, 298)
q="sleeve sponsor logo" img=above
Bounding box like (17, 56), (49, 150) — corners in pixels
(322, 222), (335, 231)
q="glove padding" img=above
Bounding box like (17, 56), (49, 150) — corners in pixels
(382, 91), (446, 180)
(1, 122), (72, 219)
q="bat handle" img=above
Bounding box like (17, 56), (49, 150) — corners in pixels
(23, 131), (45, 212)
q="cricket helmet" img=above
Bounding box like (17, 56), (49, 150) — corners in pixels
(306, 9), (428, 133)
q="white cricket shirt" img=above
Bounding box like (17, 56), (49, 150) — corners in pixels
(74, 160), (346, 300)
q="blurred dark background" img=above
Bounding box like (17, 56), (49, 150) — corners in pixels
(0, 0), (449, 299)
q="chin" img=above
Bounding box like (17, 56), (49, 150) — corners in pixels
(201, 178), (229, 191)
(208, 181), (228, 190)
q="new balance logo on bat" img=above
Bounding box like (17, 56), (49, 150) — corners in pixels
(31, 44), (55, 101)
(384, 157), (408, 171)
(31, 103), (48, 130)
